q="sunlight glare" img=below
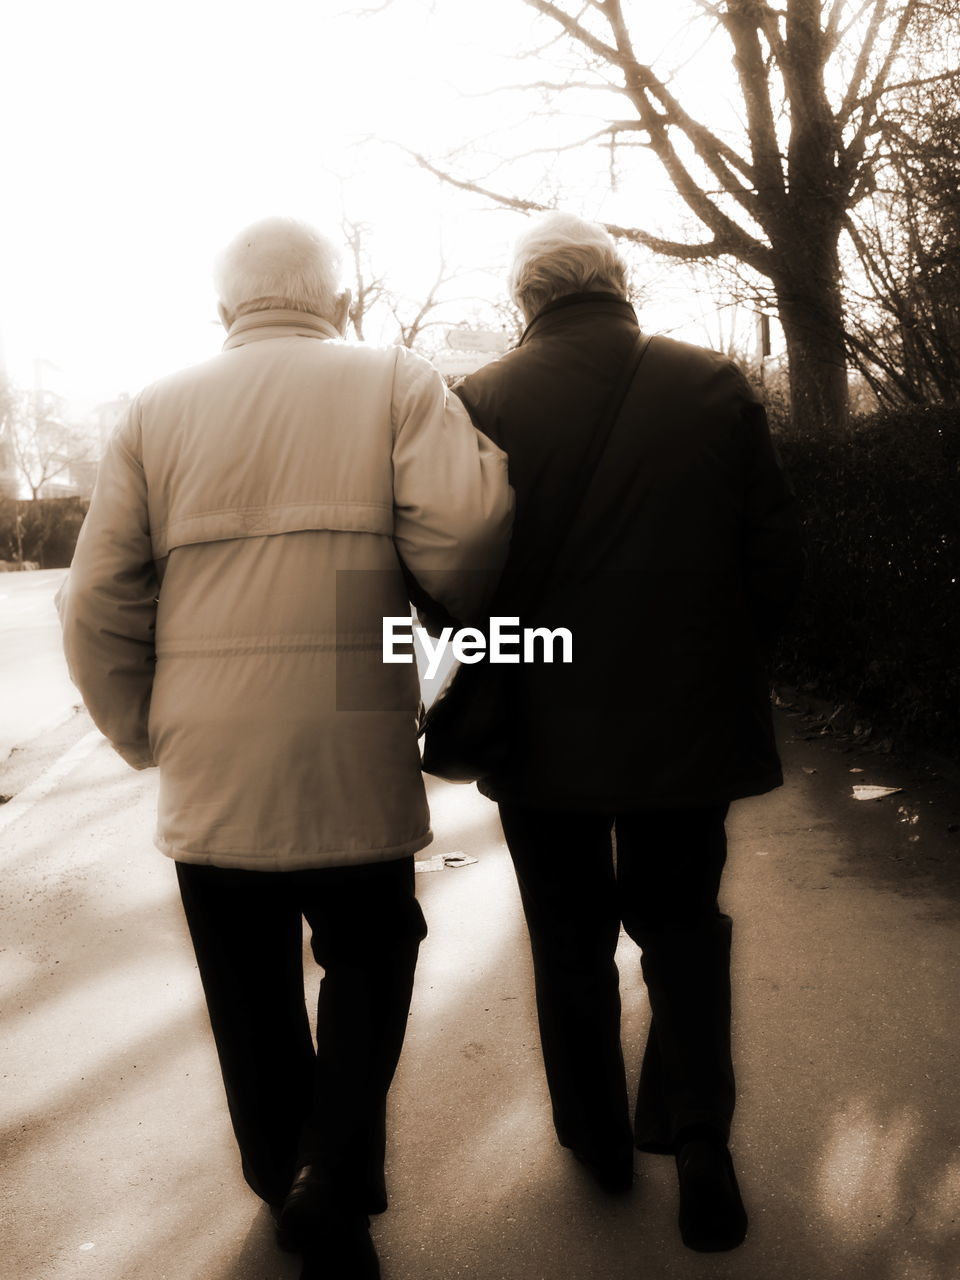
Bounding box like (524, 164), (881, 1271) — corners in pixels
(819, 1099), (917, 1236)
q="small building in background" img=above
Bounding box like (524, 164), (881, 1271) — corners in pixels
(65, 458), (99, 499)
(37, 455), (99, 500)
(93, 393), (131, 451)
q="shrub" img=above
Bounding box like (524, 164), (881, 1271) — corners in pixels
(0, 497), (89, 569)
(772, 403), (959, 750)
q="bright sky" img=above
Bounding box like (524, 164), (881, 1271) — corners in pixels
(0, 0), (759, 413)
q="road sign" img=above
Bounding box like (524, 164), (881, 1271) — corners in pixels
(433, 350), (501, 378)
(445, 327), (510, 353)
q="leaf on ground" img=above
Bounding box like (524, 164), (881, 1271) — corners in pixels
(852, 785), (903, 801)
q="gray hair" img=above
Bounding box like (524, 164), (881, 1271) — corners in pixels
(214, 217), (344, 321)
(508, 212), (628, 321)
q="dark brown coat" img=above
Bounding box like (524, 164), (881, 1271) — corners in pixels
(456, 292), (803, 811)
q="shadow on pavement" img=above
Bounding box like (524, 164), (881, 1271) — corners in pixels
(4, 747), (959, 1279)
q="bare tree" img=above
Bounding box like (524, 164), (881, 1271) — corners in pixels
(342, 217), (391, 342)
(389, 254), (464, 350)
(844, 58), (960, 405)
(340, 216), (490, 354)
(5, 387), (96, 501)
(411, 0), (954, 433)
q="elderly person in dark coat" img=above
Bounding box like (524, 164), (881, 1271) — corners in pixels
(454, 212), (803, 1252)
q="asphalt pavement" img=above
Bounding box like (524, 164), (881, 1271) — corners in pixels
(1, 577), (958, 1280)
(0, 568), (77, 766)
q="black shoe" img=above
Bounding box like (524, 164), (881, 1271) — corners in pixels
(277, 1165), (336, 1250)
(269, 1202), (300, 1253)
(278, 1166), (381, 1276)
(675, 1137), (748, 1251)
(299, 1216), (381, 1280)
(570, 1146), (635, 1195)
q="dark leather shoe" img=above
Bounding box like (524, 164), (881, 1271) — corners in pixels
(269, 1202), (299, 1253)
(299, 1216), (380, 1280)
(278, 1166), (381, 1277)
(277, 1165), (334, 1250)
(675, 1137), (748, 1251)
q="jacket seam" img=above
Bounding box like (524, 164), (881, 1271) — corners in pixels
(155, 640), (387, 656)
(152, 498), (394, 541)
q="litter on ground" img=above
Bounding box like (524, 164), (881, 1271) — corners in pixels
(852, 785), (903, 801)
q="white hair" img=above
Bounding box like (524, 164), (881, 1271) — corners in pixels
(214, 216), (344, 322)
(508, 212), (628, 321)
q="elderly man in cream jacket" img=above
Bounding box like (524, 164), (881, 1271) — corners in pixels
(57, 217), (513, 1280)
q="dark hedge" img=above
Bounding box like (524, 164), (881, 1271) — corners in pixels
(1, 411), (957, 753)
(772, 403), (960, 752)
(0, 497), (89, 569)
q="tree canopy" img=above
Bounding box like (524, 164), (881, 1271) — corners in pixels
(410, 0), (960, 428)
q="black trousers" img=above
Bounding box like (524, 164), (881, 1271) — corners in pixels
(497, 802), (734, 1158)
(175, 857), (427, 1212)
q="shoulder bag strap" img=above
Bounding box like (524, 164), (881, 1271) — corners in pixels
(559, 330), (655, 543)
(514, 330), (655, 608)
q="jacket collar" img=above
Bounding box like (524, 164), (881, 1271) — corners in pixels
(223, 308), (341, 350)
(519, 291), (638, 345)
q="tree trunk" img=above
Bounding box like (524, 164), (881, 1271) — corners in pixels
(773, 245), (849, 434)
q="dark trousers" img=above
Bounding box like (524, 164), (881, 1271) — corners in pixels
(175, 857), (427, 1211)
(497, 802), (734, 1158)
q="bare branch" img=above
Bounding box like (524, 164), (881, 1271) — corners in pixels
(844, 325), (921, 401)
(865, 68), (960, 99)
(521, 0), (763, 233)
(717, 1), (787, 214)
(837, 3), (886, 122)
(459, 78), (622, 97)
(825, 0), (876, 56)
(603, 0), (757, 187)
(824, 0), (854, 54)
(754, 2), (788, 65)
(341, 217), (391, 342)
(843, 213), (899, 299)
(410, 151), (768, 265)
(501, 120), (646, 161)
(392, 254), (461, 349)
(411, 151), (553, 213)
(521, 0), (620, 63)
(839, 1), (922, 194)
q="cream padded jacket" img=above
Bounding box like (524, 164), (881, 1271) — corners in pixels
(57, 311), (513, 870)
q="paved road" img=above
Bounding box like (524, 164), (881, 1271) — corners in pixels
(1, 571), (958, 1278)
(1, 699), (958, 1280)
(0, 568), (77, 767)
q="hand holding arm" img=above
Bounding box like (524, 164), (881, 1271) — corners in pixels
(391, 347), (513, 626)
